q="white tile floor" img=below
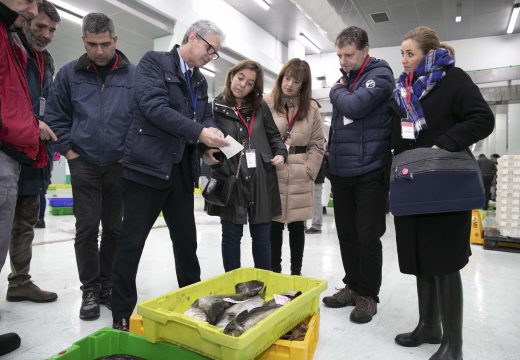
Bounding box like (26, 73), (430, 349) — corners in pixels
(1, 194), (519, 359)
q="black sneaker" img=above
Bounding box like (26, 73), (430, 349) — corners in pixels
(305, 227), (322, 234)
(80, 288), (100, 320)
(113, 318), (129, 332)
(0, 332), (21, 356)
(350, 295), (377, 324)
(322, 286), (358, 308)
(99, 285), (112, 310)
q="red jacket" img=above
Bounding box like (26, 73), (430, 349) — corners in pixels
(0, 21), (46, 167)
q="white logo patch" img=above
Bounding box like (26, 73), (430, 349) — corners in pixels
(365, 79), (376, 88)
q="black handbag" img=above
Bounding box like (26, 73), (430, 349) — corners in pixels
(389, 147), (484, 216)
(203, 153), (242, 207)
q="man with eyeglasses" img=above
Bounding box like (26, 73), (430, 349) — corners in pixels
(111, 19), (227, 331)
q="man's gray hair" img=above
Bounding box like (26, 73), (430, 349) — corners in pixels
(82, 13), (116, 37)
(37, 0), (61, 23)
(181, 19), (224, 45)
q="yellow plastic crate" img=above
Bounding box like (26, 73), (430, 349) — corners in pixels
(129, 311), (320, 360)
(137, 268), (327, 360)
(257, 312), (319, 360)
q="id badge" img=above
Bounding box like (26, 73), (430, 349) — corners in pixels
(39, 97), (46, 117)
(245, 149), (256, 168)
(401, 119), (415, 140)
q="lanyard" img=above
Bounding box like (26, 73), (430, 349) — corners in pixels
(283, 104), (299, 142)
(404, 68), (415, 116)
(185, 71), (199, 116)
(32, 50), (45, 93)
(235, 106), (255, 141)
(349, 55), (371, 92)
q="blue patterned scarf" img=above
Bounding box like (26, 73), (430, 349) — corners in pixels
(393, 48), (454, 137)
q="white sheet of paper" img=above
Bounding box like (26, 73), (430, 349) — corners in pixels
(219, 135), (244, 159)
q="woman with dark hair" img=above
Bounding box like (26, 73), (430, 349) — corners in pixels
(264, 59), (325, 275)
(392, 26), (494, 360)
(203, 60), (287, 272)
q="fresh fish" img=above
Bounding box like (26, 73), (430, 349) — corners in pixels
(185, 281), (266, 325)
(223, 304), (282, 337)
(95, 355), (147, 360)
(215, 295), (266, 328)
(235, 280), (265, 296)
(184, 305), (208, 322)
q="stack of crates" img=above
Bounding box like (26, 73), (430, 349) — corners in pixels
(48, 197), (74, 216)
(496, 155), (520, 238)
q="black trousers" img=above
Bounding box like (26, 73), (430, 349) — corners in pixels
(68, 158), (123, 291)
(270, 221), (305, 275)
(482, 175), (493, 210)
(330, 169), (386, 301)
(111, 163), (200, 320)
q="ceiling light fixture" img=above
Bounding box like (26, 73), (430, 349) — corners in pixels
(52, 0), (87, 26)
(299, 32), (321, 54)
(253, 0), (270, 11)
(201, 67), (216, 78)
(507, 3), (520, 34)
(455, 1), (462, 22)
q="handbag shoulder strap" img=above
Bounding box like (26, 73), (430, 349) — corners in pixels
(235, 152), (243, 177)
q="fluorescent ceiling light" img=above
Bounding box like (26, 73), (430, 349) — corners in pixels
(52, 0), (87, 26)
(455, 2), (462, 22)
(201, 67), (216, 78)
(507, 4), (520, 34)
(299, 32), (321, 54)
(253, 0), (270, 11)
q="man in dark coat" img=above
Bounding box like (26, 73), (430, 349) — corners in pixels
(46, 12), (136, 321)
(322, 26), (393, 324)
(477, 154), (497, 210)
(111, 19), (228, 331)
(6, 0), (59, 304)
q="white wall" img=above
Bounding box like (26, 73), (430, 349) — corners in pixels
(508, 104), (520, 154)
(307, 32), (520, 87)
(141, 0), (285, 75)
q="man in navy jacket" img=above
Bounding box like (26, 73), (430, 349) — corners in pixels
(322, 26), (393, 324)
(111, 19), (228, 331)
(46, 12), (136, 321)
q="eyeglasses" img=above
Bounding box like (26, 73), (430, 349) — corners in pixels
(196, 33), (220, 60)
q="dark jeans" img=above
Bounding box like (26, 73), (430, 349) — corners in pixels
(111, 166), (200, 320)
(270, 221), (305, 275)
(330, 169), (386, 301)
(68, 157), (123, 291)
(482, 175), (493, 210)
(9, 195), (39, 286)
(221, 220), (271, 272)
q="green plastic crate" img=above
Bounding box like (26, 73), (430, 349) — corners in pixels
(50, 206), (73, 215)
(137, 268), (327, 360)
(47, 328), (209, 359)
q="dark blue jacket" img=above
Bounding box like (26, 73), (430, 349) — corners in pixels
(16, 32), (54, 196)
(122, 46), (216, 187)
(46, 50), (136, 166)
(328, 58), (394, 177)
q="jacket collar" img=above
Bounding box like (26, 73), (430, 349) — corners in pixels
(0, 2), (18, 29)
(74, 49), (130, 72)
(172, 44), (206, 88)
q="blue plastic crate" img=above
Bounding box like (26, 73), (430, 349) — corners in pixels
(48, 197), (73, 207)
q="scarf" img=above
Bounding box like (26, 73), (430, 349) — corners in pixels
(393, 47), (454, 137)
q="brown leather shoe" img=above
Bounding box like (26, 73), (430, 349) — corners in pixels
(322, 286), (358, 308)
(6, 282), (58, 303)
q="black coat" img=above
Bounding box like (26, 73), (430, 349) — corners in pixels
(391, 67), (494, 275)
(206, 97), (287, 224)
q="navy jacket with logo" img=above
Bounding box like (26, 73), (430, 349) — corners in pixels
(328, 57), (394, 177)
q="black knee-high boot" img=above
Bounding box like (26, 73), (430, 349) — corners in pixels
(430, 271), (463, 360)
(395, 274), (442, 347)
(288, 221), (305, 275)
(270, 221), (284, 273)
